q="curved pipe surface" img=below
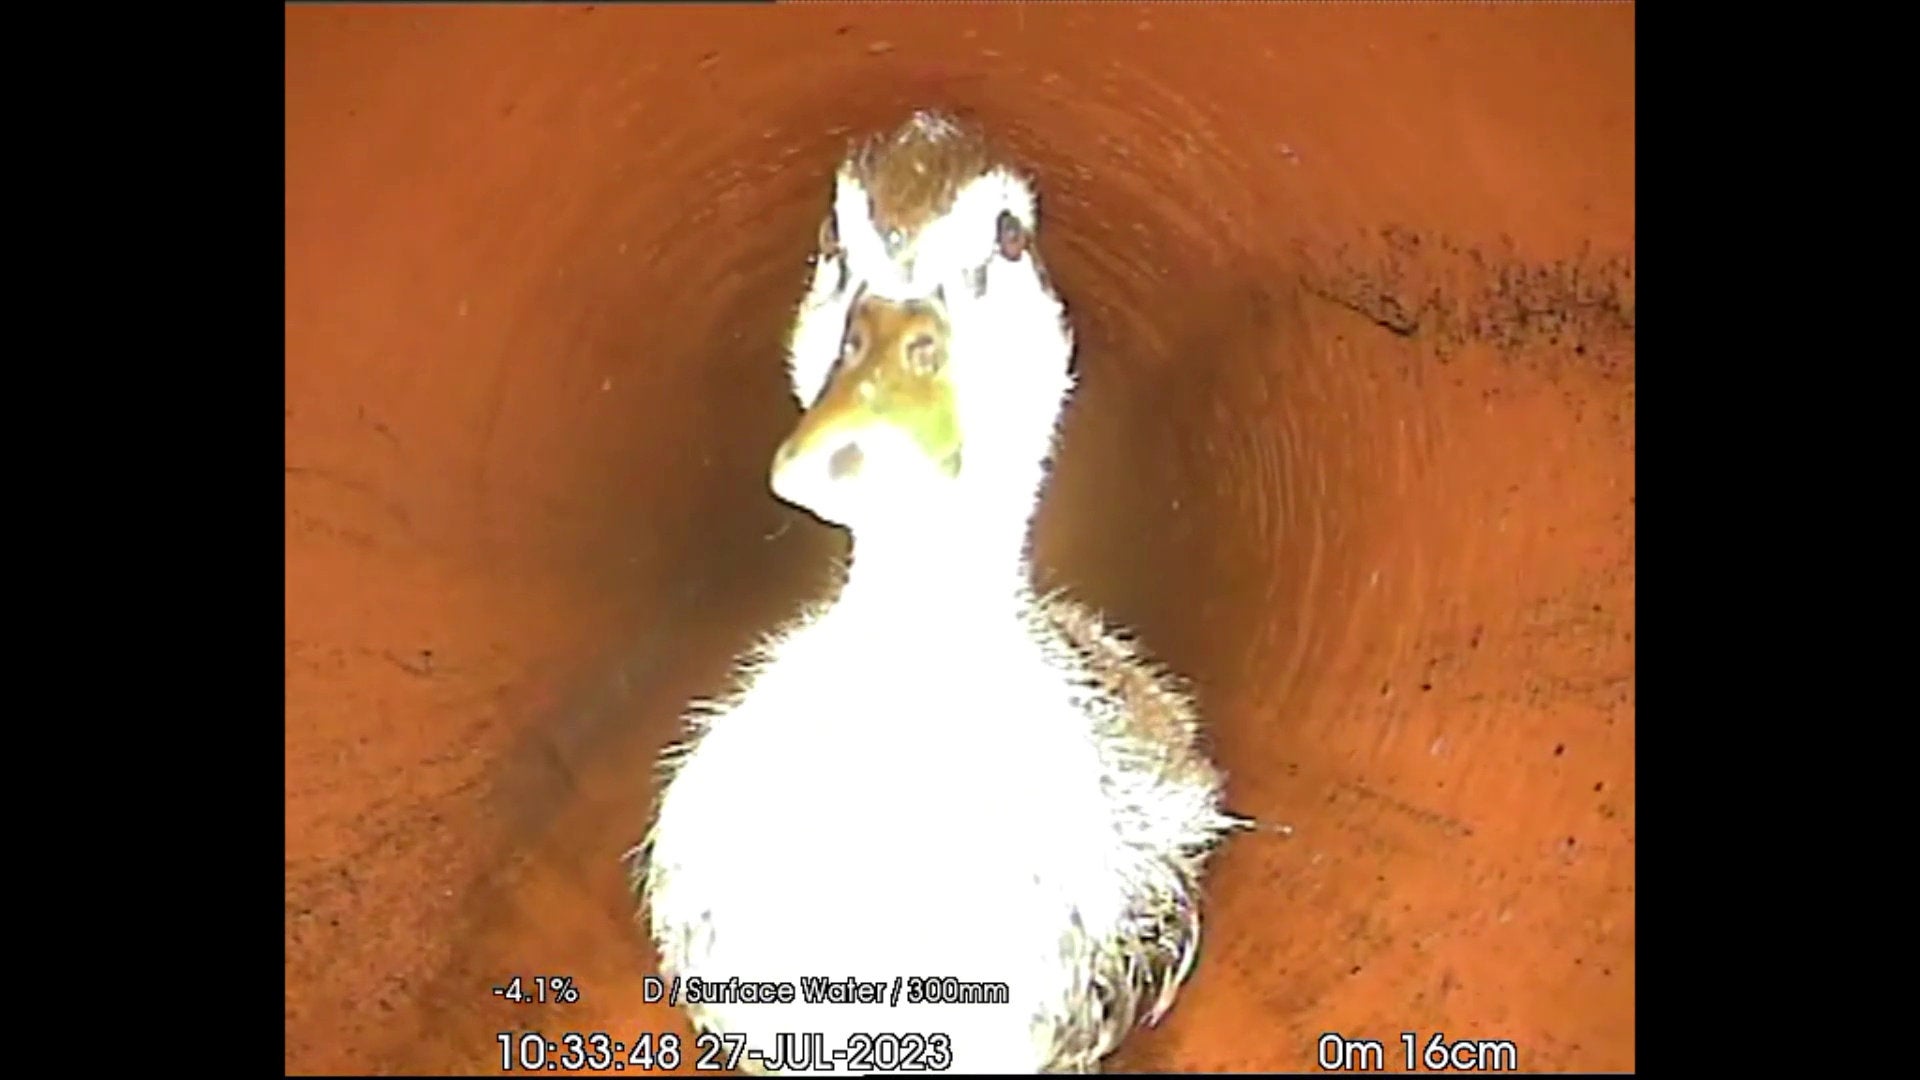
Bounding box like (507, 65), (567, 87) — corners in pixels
(286, 4), (1634, 1072)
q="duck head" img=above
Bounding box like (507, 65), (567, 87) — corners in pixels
(773, 110), (1074, 540)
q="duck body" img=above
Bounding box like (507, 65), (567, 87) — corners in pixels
(633, 111), (1245, 1073)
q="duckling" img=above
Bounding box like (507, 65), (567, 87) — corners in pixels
(631, 110), (1249, 1074)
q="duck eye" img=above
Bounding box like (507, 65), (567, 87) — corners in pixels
(995, 210), (1028, 261)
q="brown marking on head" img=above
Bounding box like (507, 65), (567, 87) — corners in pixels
(823, 293), (952, 419)
(846, 111), (997, 247)
(775, 292), (961, 479)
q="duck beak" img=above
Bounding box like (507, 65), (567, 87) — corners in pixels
(770, 293), (963, 524)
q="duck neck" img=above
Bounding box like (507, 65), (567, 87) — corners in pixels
(838, 490), (1039, 621)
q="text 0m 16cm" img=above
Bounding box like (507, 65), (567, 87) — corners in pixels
(1319, 1032), (1519, 1071)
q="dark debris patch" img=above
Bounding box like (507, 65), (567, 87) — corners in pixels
(1297, 226), (1635, 378)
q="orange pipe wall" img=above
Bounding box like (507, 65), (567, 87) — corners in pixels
(286, 4), (1634, 1073)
